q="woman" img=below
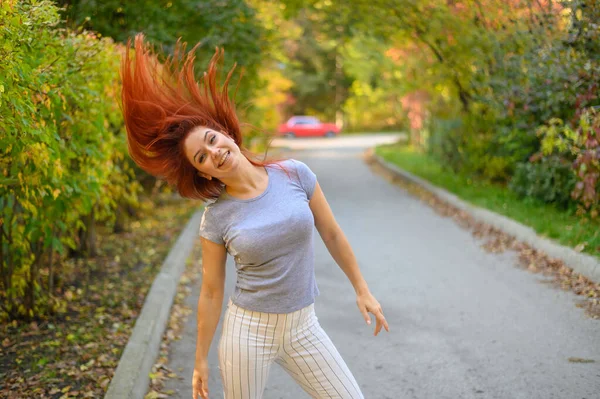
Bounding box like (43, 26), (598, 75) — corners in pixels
(121, 34), (389, 399)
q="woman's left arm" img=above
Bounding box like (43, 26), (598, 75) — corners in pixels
(310, 181), (389, 336)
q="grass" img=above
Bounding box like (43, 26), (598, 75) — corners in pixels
(375, 143), (600, 258)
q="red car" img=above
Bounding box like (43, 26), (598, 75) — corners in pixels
(277, 116), (340, 138)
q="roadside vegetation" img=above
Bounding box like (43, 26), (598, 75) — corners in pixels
(376, 143), (600, 258)
(3, 0), (600, 396)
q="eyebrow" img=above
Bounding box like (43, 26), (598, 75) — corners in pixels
(193, 130), (211, 163)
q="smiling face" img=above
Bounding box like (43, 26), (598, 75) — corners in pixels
(183, 126), (241, 180)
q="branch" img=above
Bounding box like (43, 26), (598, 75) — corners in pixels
(38, 57), (61, 75)
(472, 0), (489, 30)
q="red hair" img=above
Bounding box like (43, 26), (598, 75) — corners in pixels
(121, 33), (276, 200)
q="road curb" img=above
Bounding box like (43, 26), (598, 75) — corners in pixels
(105, 209), (203, 399)
(368, 151), (600, 284)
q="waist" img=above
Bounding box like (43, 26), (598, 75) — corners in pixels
(226, 297), (316, 321)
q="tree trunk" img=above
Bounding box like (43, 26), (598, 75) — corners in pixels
(70, 206), (98, 258)
(25, 237), (44, 320)
(48, 236), (56, 296)
(113, 204), (126, 234)
(85, 206), (98, 257)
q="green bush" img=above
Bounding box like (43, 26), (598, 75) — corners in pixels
(0, 0), (140, 320)
(427, 114), (528, 182)
(509, 157), (577, 208)
(509, 108), (600, 216)
(536, 110), (600, 217)
(421, 0), (600, 189)
(426, 117), (463, 169)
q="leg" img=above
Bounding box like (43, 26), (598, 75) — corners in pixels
(276, 306), (364, 399)
(218, 302), (278, 398)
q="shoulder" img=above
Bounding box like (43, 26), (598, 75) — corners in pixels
(200, 202), (219, 224)
(200, 198), (232, 232)
(265, 159), (298, 177)
(271, 158), (299, 169)
(273, 159), (317, 199)
(199, 202), (228, 243)
(269, 159), (315, 182)
(274, 158), (311, 174)
(201, 195), (231, 219)
(202, 195), (223, 210)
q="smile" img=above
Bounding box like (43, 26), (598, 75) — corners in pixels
(218, 151), (230, 168)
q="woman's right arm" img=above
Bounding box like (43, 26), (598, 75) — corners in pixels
(193, 237), (227, 399)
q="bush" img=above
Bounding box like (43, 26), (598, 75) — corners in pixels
(509, 157), (577, 208)
(0, 0), (140, 320)
(525, 108), (600, 217)
(426, 117), (463, 168)
(427, 114), (530, 182)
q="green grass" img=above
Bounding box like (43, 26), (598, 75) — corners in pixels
(375, 143), (600, 258)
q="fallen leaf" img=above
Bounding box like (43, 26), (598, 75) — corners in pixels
(574, 242), (587, 252)
(568, 357), (595, 363)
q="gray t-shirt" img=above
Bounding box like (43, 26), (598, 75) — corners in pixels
(199, 159), (320, 313)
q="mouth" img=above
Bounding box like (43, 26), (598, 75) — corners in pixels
(218, 150), (230, 168)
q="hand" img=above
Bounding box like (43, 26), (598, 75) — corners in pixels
(356, 291), (389, 336)
(192, 359), (209, 399)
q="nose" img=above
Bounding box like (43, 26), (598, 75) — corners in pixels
(209, 147), (221, 163)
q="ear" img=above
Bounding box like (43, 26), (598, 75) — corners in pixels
(198, 171), (212, 180)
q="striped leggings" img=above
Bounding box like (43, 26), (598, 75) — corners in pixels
(218, 299), (364, 399)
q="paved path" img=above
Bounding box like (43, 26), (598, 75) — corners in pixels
(164, 136), (600, 398)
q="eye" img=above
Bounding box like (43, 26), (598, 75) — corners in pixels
(210, 135), (216, 144)
(199, 154), (206, 163)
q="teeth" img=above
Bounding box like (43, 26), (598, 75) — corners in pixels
(219, 151), (229, 167)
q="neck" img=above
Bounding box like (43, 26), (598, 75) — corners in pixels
(221, 156), (266, 197)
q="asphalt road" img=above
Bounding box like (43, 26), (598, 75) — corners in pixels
(163, 134), (600, 399)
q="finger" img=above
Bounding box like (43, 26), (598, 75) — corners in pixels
(198, 383), (207, 399)
(374, 315), (382, 336)
(375, 307), (389, 332)
(360, 307), (371, 325)
(374, 309), (388, 336)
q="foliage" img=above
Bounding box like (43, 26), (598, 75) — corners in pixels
(427, 113), (530, 182)
(281, 8), (353, 124)
(343, 81), (408, 132)
(509, 157), (577, 208)
(0, 0), (140, 320)
(341, 36), (407, 132)
(241, 0), (298, 134)
(278, 0), (600, 184)
(54, 0), (264, 113)
(536, 109), (600, 217)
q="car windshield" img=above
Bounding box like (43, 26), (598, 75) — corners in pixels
(290, 117), (319, 126)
